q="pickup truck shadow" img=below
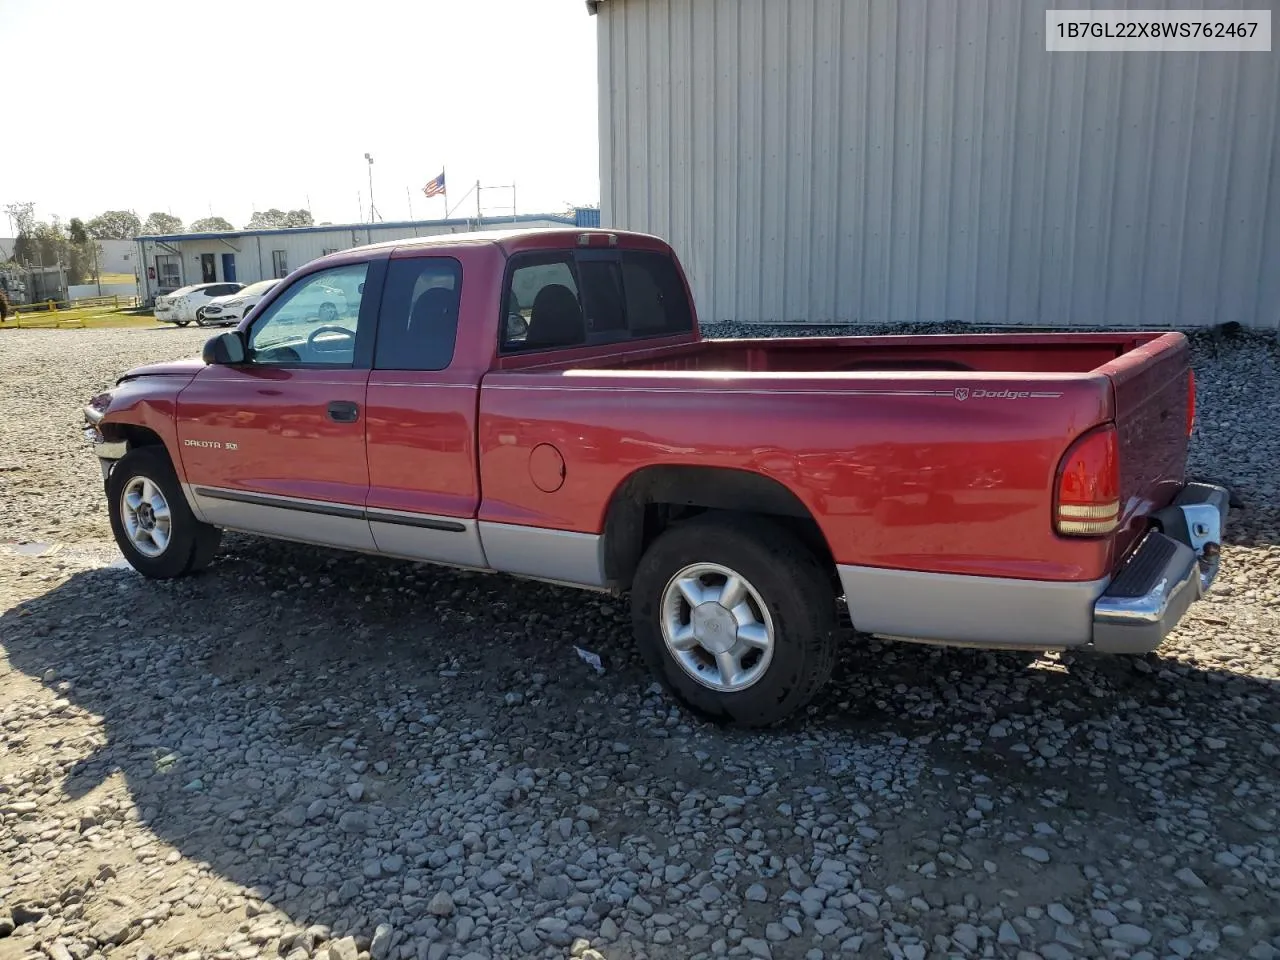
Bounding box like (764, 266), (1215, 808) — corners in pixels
(3, 534), (1276, 953)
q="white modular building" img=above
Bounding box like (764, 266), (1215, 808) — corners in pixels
(135, 213), (580, 303)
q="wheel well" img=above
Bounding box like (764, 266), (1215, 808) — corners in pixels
(102, 423), (168, 454)
(602, 466), (835, 591)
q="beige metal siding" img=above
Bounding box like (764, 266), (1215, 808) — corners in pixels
(597, 0), (1280, 329)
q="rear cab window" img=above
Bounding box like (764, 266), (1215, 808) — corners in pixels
(374, 257), (463, 371)
(500, 249), (691, 353)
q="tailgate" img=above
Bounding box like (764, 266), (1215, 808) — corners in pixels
(1096, 333), (1194, 562)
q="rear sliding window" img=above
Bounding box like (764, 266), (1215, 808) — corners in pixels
(501, 250), (692, 353)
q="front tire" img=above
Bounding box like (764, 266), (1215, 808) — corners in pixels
(106, 447), (221, 578)
(630, 513), (838, 727)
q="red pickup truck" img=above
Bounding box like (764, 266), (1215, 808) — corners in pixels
(84, 228), (1227, 726)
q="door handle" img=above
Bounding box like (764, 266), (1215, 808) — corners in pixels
(327, 400), (360, 423)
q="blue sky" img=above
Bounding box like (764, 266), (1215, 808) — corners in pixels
(0, 0), (600, 231)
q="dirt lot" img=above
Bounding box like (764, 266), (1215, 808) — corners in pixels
(1, 325), (1278, 960)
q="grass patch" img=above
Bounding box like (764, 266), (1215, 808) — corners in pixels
(0, 306), (159, 330)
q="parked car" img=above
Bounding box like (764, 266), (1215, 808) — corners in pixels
(154, 282), (244, 326)
(197, 278), (349, 327)
(83, 228), (1227, 727)
(196, 279), (280, 326)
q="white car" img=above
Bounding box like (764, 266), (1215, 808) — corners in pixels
(154, 282), (244, 327)
(198, 278), (351, 327)
(197, 279), (281, 327)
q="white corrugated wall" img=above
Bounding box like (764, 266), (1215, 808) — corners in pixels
(597, 0), (1280, 329)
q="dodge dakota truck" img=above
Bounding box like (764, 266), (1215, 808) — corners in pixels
(83, 228), (1228, 726)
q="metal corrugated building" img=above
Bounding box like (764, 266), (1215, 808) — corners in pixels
(593, 0), (1280, 329)
(136, 213), (576, 303)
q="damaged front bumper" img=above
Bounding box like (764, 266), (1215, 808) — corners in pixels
(83, 404), (127, 479)
(1092, 482), (1229, 654)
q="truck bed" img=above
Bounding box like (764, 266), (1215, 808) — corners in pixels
(481, 331), (1193, 588)
(547, 331), (1160, 375)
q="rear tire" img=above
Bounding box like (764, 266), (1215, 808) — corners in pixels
(174, 319), (191, 327)
(107, 447), (221, 578)
(630, 513), (838, 727)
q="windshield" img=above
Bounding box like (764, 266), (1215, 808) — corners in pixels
(242, 280), (279, 297)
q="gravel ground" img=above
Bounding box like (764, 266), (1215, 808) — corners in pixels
(1, 324), (1278, 960)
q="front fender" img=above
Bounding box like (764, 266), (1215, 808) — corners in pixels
(93, 374), (196, 481)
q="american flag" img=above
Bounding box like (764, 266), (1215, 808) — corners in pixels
(422, 171), (445, 198)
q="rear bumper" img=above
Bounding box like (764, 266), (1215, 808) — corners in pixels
(1091, 482), (1228, 653)
(836, 481), (1229, 653)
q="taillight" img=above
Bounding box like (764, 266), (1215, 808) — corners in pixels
(1056, 424), (1120, 537)
(1187, 369), (1196, 436)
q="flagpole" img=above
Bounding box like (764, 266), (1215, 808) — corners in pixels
(406, 186), (414, 221)
(442, 167), (448, 221)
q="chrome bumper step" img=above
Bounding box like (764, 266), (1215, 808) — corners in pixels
(1092, 483), (1229, 654)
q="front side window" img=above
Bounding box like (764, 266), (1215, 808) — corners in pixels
(271, 250), (289, 278)
(500, 250), (691, 353)
(247, 263), (368, 366)
(374, 257), (462, 371)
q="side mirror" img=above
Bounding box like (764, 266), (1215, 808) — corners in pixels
(203, 331), (246, 365)
(506, 313), (529, 339)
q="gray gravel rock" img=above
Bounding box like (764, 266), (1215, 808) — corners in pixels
(0, 325), (1278, 960)
(426, 892), (455, 917)
(1111, 924), (1154, 947)
(369, 923), (393, 960)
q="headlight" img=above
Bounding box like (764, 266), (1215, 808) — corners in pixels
(88, 391), (113, 414)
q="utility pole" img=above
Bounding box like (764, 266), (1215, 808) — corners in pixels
(364, 153), (378, 223)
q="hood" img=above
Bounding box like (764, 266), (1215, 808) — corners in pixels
(117, 356), (206, 383)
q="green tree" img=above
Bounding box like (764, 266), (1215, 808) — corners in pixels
(245, 208), (313, 229)
(86, 209), (142, 240)
(141, 212), (184, 235)
(13, 221), (64, 268)
(246, 208), (287, 229)
(10, 217), (98, 283)
(67, 218), (98, 284)
(4, 201), (36, 236)
(190, 216), (234, 233)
